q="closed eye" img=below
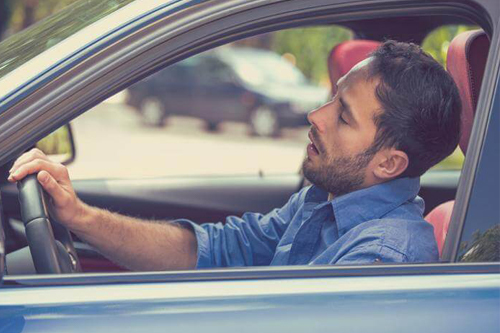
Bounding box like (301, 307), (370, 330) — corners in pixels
(338, 98), (349, 125)
(339, 112), (348, 125)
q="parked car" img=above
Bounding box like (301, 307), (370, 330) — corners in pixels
(126, 47), (329, 136)
(0, 0), (498, 332)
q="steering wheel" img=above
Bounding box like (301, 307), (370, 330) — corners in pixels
(17, 174), (81, 274)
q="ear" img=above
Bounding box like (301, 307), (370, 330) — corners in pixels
(373, 148), (409, 180)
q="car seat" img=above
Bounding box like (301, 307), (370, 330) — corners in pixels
(328, 40), (381, 95)
(424, 30), (489, 256)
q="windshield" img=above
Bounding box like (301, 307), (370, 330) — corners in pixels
(0, 0), (135, 80)
(226, 49), (308, 86)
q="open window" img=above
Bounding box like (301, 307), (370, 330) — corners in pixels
(0, 0), (497, 281)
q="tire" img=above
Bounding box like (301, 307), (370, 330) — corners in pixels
(139, 97), (167, 127)
(205, 121), (220, 132)
(249, 106), (281, 137)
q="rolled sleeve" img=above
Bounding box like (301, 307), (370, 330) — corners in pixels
(175, 219), (213, 268)
(175, 189), (305, 269)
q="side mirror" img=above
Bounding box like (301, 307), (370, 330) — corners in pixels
(35, 124), (75, 165)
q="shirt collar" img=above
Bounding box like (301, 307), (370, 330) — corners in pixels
(308, 177), (421, 237)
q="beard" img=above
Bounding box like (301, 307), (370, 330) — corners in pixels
(303, 131), (377, 197)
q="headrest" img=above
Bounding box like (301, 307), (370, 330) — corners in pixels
(446, 30), (489, 154)
(328, 40), (381, 95)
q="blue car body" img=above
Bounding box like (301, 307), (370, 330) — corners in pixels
(0, 267), (499, 333)
(0, 0), (498, 332)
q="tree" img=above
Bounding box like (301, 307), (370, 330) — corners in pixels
(422, 25), (478, 68)
(272, 26), (352, 84)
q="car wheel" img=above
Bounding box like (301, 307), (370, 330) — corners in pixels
(140, 98), (166, 127)
(205, 121), (220, 132)
(249, 106), (281, 137)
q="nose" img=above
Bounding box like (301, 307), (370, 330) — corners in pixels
(307, 106), (320, 126)
(307, 102), (329, 131)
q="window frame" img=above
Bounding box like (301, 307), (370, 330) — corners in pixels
(2, 262), (499, 287)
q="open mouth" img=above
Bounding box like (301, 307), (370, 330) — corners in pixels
(307, 131), (320, 156)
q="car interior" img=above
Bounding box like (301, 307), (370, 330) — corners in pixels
(0, 15), (490, 275)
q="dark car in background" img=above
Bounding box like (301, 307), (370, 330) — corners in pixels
(126, 46), (329, 136)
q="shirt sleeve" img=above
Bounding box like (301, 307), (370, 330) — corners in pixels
(176, 188), (306, 268)
(334, 242), (408, 265)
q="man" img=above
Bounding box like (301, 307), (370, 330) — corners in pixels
(8, 41), (461, 270)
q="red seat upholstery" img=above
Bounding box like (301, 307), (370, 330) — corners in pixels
(424, 200), (455, 255)
(424, 30), (489, 256)
(328, 40), (381, 95)
(448, 30), (489, 154)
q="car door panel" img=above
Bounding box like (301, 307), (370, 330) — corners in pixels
(0, 267), (499, 333)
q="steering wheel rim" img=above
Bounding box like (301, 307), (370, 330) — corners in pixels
(17, 174), (81, 274)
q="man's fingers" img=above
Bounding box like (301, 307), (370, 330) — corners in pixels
(10, 148), (49, 174)
(8, 159), (68, 183)
(37, 171), (68, 206)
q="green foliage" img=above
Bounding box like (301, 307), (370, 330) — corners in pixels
(431, 147), (464, 171)
(272, 26), (352, 84)
(36, 125), (72, 156)
(422, 25), (478, 68)
(461, 225), (500, 262)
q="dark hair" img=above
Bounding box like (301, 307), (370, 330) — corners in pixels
(368, 40), (462, 177)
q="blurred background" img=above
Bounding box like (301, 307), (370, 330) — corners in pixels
(1, 0), (471, 179)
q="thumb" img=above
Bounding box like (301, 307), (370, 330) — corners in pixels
(37, 171), (68, 206)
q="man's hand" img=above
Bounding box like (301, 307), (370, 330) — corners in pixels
(8, 148), (86, 229)
(8, 148), (198, 271)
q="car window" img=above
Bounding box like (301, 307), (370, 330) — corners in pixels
(66, 26), (350, 180)
(224, 49), (309, 86)
(458, 74), (500, 263)
(65, 24), (476, 180)
(2, 0), (496, 282)
(196, 56), (235, 84)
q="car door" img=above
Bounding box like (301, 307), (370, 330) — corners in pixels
(155, 61), (199, 117)
(0, 0), (499, 331)
(192, 55), (248, 124)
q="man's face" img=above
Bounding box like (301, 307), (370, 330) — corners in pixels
(303, 61), (382, 197)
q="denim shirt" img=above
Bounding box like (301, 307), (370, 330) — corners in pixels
(178, 177), (439, 268)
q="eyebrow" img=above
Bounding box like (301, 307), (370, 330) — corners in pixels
(339, 96), (358, 125)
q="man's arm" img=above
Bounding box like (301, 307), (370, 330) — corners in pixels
(182, 190), (303, 268)
(8, 148), (197, 271)
(72, 205), (197, 271)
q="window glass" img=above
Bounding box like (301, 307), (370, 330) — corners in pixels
(66, 26), (352, 180)
(0, 0), (134, 80)
(458, 79), (500, 263)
